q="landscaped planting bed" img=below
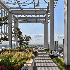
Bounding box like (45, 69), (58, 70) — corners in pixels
(52, 57), (70, 70)
(0, 47), (35, 70)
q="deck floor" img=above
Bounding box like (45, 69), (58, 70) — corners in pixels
(33, 47), (60, 70)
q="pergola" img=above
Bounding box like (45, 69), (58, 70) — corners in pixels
(0, 0), (70, 67)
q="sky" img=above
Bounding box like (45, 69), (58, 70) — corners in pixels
(1, 0), (64, 45)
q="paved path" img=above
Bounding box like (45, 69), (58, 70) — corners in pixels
(33, 47), (60, 70)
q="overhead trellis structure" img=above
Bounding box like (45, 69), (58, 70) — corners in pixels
(0, 0), (58, 48)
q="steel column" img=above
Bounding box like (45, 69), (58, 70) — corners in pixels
(8, 12), (12, 49)
(64, 0), (70, 66)
(44, 13), (48, 49)
(50, 0), (54, 51)
(1, 7), (3, 37)
(14, 19), (18, 47)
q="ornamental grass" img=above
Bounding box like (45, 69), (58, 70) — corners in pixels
(53, 57), (70, 70)
(0, 50), (35, 70)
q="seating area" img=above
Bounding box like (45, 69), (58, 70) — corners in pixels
(50, 50), (58, 59)
(33, 47), (60, 70)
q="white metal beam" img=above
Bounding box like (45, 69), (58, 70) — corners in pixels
(18, 17), (45, 20)
(10, 7), (47, 9)
(19, 20), (45, 23)
(44, 13), (48, 49)
(0, 1), (9, 12)
(12, 15), (18, 20)
(0, 1), (18, 20)
(47, 1), (49, 13)
(12, 10), (46, 15)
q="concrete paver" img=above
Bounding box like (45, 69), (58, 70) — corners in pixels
(33, 47), (60, 70)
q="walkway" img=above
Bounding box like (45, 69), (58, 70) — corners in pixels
(33, 47), (60, 70)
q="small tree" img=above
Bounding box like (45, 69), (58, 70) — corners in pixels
(13, 27), (31, 47)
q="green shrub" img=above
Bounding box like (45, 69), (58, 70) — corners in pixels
(46, 51), (50, 55)
(6, 49), (9, 51)
(52, 58), (70, 70)
(0, 57), (13, 67)
(10, 49), (14, 51)
(19, 49), (23, 52)
(31, 55), (35, 59)
(44, 48), (46, 50)
(19, 59), (26, 67)
(3, 49), (7, 51)
(28, 47), (32, 52)
(15, 49), (18, 51)
(27, 46), (29, 48)
(27, 52), (29, 54)
(0, 50), (35, 69)
(23, 48), (26, 52)
(24, 46), (27, 49)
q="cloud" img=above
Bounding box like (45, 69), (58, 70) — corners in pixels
(22, 33), (24, 35)
(48, 34), (64, 44)
(33, 34), (44, 38)
(54, 34), (64, 40)
(54, 34), (64, 44)
(1, 33), (64, 45)
(27, 34), (44, 44)
(37, 38), (40, 40)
